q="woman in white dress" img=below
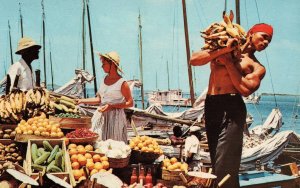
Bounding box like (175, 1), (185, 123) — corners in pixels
(77, 51), (133, 143)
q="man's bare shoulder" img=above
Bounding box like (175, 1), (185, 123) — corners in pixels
(241, 54), (266, 79)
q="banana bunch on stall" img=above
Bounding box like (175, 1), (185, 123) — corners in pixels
(0, 88), (52, 124)
(49, 95), (78, 114)
(25, 88), (52, 117)
(201, 10), (246, 52)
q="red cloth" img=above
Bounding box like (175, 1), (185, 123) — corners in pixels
(247, 23), (273, 38)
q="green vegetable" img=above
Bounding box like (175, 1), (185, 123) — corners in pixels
(31, 144), (38, 162)
(47, 145), (59, 163)
(32, 164), (46, 172)
(48, 165), (62, 172)
(43, 140), (53, 151)
(55, 151), (63, 168)
(34, 151), (50, 165)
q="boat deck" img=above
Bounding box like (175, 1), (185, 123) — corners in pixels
(239, 170), (297, 188)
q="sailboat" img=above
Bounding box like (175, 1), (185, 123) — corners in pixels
(243, 93), (261, 104)
(146, 0), (194, 108)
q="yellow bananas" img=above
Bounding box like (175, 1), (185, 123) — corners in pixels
(0, 88), (52, 124)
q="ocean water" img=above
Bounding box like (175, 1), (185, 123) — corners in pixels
(87, 89), (300, 134)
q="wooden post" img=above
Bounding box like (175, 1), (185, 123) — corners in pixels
(86, 0), (98, 95)
(181, 0), (195, 105)
(235, 0), (240, 24)
(138, 11), (145, 109)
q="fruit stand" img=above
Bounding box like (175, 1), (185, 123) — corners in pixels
(0, 89), (211, 188)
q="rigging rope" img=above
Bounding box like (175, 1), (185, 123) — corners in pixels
(254, 0), (261, 22)
(254, 0), (278, 108)
(264, 51), (278, 108)
(244, 0), (249, 29)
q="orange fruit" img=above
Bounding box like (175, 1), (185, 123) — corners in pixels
(77, 148), (86, 155)
(90, 169), (98, 176)
(87, 158), (94, 163)
(70, 154), (78, 163)
(102, 161), (109, 170)
(76, 145), (85, 150)
(94, 162), (103, 171)
(84, 153), (92, 159)
(69, 148), (78, 155)
(71, 162), (80, 170)
(73, 169), (82, 180)
(78, 156), (87, 167)
(100, 156), (108, 162)
(170, 157), (177, 164)
(84, 145), (94, 151)
(92, 154), (101, 162)
(86, 161), (95, 171)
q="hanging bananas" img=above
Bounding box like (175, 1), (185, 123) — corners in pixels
(201, 10), (246, 52)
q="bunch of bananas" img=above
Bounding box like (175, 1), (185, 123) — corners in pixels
(201, 10), (246, 52)
(0, 88), (52, 124)
(50, 95), (78, 114)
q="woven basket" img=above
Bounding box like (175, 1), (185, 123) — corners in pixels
(108, 154), (130, 168)
(162, 168), (185, 181)
(130, 150), (161, 164)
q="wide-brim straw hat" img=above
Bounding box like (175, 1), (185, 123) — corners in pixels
(15, 37), (41, 55)
(96, 51), (123, 74)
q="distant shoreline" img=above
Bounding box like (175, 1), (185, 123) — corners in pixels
(261, 93), (300, 97)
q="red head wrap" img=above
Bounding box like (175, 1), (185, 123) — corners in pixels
(247, 23), (273, 38)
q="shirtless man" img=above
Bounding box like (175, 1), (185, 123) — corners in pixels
(190, 23), (273, 188)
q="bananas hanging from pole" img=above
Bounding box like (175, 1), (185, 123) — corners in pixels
(0, 88), (53, 124)
(201, 10), (246, 53)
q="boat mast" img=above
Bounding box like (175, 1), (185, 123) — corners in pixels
(138, 11), (145, 109)
(19, 3), (24, 37)
(8, 21), (13, 65)
(181, 0), (195, 105)
(86, 0), (98, 95)
(166, 60), (170, 90)
(41, 0), (47, 87)
(49, 41), (54, 91)
(82, 0), (87, 98)
(235, 0), (241, 24)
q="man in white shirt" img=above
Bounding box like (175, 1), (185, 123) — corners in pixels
(7, 37), (41, 91)
(184, 126), (202, 171)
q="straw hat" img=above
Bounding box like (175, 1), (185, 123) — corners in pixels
(97, 51), (123, 74)
(15, 37), (41, 55)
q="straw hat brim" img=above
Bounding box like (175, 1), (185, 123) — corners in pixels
(96, 52), (124, 74)
(15, 45), (41, 55)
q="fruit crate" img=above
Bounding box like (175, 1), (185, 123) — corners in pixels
(162, 168), (186, 181)
(24, 139), (75, 186)
(49, 115), (91, 129)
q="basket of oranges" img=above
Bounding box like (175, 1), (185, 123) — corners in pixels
(68, 143), (110, 182)
(14, 114), (64, 142)
(129, 135), (164, 164)
(161, 157), (188, 181)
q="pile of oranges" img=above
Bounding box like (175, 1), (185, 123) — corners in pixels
(162, 157), (188, 172)
(68, 143), (110, 180)
(129, 135), (163, 155)
(15, 113), (64, 137)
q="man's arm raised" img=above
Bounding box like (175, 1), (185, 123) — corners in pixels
(190, 39), (237, 66)
(224, 59), (266, 96)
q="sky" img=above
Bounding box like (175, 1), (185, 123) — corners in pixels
(0, 0), (299, 95)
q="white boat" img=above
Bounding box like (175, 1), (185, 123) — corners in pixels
(243, 93), (261, 104)
(147, 89), (192, 107)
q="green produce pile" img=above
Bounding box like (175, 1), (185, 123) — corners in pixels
(54, 113), (80, 118)
(31, 141), (65, 173)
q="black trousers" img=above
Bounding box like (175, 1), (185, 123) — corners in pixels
(205, 94), (246, 188)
